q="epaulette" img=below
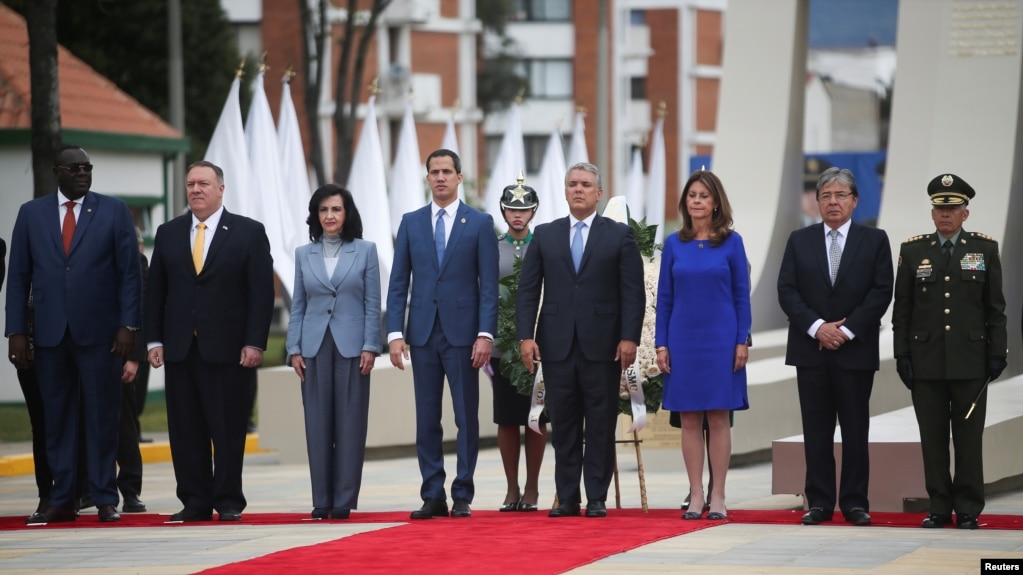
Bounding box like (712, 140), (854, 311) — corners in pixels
(969, 232), (998, 243)
(902, 234), (929, 244)
(497, 233), (507, 241)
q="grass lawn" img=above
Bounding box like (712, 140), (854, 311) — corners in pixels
(0, 334), (281, 443)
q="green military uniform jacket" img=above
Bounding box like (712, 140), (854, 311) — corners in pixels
(892, 229), (1008, 380)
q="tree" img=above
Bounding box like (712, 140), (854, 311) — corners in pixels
(476, 0), (528, 113)
(298, 0), (392, 186)
(22, 0), (61, 199)
(10, 0), (241, 163)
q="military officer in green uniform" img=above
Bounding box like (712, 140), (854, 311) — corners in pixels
(892, 173), (1008, 530)
(491, 175), (548, 512)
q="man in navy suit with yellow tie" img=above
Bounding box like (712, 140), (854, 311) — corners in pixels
(6, 145), (141, 524)
(387, 149), (499, 519)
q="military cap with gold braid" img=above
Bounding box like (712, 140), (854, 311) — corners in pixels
(927, 173), (975, 206)
(500, 171), (539, 211)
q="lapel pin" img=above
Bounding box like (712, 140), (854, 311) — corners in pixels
(222, 225), (229, 231)
(87, 208), (93, 213)
(461, 217), (466, 224)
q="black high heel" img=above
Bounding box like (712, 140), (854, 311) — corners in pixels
(499, 494), (521, 512)
(517, 495), (538, 512)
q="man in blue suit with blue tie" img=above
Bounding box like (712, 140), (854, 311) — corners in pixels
(387, 149), (499, 519)
(6, 145), (141, 524)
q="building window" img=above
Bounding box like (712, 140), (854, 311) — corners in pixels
(630, 76), (648, 100)
(512, 0), (571, 21)
(630, 9), (646, 25)
(516, 59), (573, 99)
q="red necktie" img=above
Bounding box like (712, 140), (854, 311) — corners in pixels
(62, 201), (76, 255)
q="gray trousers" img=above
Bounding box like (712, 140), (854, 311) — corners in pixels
(302, 328), (371, 510)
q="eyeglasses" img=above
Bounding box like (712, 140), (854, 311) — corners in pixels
(818, 191), (852, 202)
(56, 163), (94, 173)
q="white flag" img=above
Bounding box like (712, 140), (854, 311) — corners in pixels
(625, 146), (645, 221)
(205, 76), (254, 219)
(440, 115), (466, 202)
(389, 101), (424, 237)
(646, 116), (666, 242)
(278, 75), (314, 270)
(483, 103), (525, 231)
(346, 96), (393, 307)
(566, 111), (589, 167)
(532, 129), (566, 225)
(245, 70), (295, 297)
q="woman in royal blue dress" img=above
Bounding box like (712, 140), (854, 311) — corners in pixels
(655, 170), (751, 520)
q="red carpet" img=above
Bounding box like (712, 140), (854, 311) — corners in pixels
(4, 509), (1021, 575)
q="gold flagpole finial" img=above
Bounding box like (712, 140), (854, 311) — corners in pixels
(283, 63), (297, 83)
(514, 87), (526, 104)
(407, 86), (414, 102)
(235, 57), (246, 78)
(369, 77), (381, 96)
(657, 101), (667, 118)
(258, 52), (270, 74)
(576, 102), (588, 114)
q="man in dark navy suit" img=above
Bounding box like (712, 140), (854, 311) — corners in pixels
(778, 167), (893, 527)
(516, 162), (645, 518)
(6, 145), (141, 524)
(146, 160), (274, 522)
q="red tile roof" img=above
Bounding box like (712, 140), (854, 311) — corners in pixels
(0, 4), (180, 139)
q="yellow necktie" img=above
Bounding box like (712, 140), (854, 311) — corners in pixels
(193, 223), (206, 274)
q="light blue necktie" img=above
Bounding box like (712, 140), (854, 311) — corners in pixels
(571, 221), (585, 272)
(435, 208), (446, 265)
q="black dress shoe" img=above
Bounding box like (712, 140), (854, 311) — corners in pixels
(122, 495), (147, 513)
(98, 504), (121, 523)
(219, 511), (243, 521)
(499, 496), (521, 512)
(410, 499), (448, 520)
(801, 507), (833, 525)
(169, 508), (213, 522)
(311, 508), (329, 519)
(451, 499), (472, 518)
(921, 513), (951, 528)
(585, 501), (607, 518)
(956, 514), (979, 530)
(28, 506), (77, 524)
(331, 508), (350, 520)
(844, 507), (871, 526)
(548, 503), (581, 518)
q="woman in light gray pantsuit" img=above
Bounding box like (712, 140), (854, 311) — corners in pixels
(286, 184), (382, 520)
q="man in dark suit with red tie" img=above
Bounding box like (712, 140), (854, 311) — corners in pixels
(6, 145), (141, 524)
(516, 162), (645, 518)
(778, 166), (893, 527)
(145, 160), (274, 522)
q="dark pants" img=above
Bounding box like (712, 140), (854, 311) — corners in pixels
(796, 357), (874, 514)
(34, 332), (121, 509)
(411, 319), (480, 503)
(117, 375), (143, 499)
(165, 338), (253, 514)
(542, 342), (620, 506)
(17, 366), (52, 500)
(912, 378), (986, 517)
(133, 360), (151, 435)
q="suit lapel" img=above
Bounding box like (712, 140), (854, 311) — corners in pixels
(306, 243), (332, 288)
(47, 194), (65, 256)
(202, 210), (232, 274)
(66, 193), (98, 257)
(812, 224), (833, 287)
(438, 203), (468, 274)
(552, 217), (573, 273)
(417, 206), (440, 273)
(579, 215), (605, 274)
(330, 242), (358, 287)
